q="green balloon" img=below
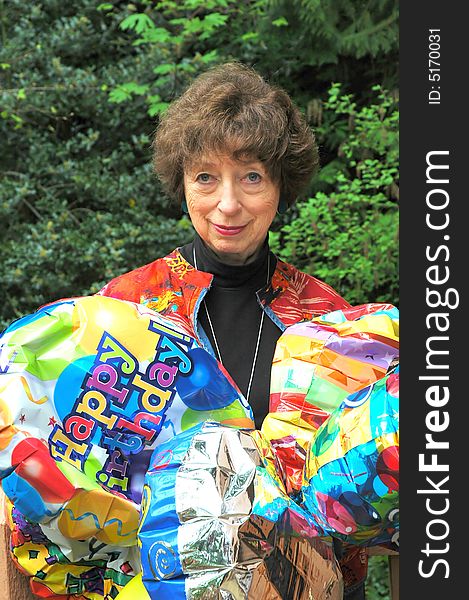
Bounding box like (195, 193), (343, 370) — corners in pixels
(181, 401), (247, 431)
(311, 410), (341, 457)
(8, 306), (83, 381)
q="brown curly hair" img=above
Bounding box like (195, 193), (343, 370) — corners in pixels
(152, 62), (319, 207)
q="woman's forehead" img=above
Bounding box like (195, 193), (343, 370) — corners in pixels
(185, 153), (264, 171)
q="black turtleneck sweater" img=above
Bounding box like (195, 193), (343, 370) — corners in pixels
(179, 234), (283, 429)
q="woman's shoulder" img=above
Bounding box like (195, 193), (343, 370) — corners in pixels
(97, 249), (185, 303)
(277, 258), (347, 297)
(97, 247), (212, 304)
(97, 257), (170, 303)
(271, 257), (351, 319)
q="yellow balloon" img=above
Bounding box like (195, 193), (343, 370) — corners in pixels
(58, 488), (139, 546)
(0, 383), (19, 450)
(72, 295), (167, 362)
(115, 573), (150, 599)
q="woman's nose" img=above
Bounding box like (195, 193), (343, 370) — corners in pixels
(217, 182), (241, 214)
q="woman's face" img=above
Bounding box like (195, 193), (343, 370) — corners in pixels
(183, 155), (280, 265)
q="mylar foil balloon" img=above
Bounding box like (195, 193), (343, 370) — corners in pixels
(302, 366), (399, 550)
(0, 296), (253, 598)
(264, 303), (399, 498)
(270, 303), (399, 418)
(139, 421), (343, 600)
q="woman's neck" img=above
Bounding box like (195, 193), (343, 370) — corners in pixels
(184, 233), (272, 289)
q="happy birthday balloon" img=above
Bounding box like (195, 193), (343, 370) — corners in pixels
(0, 295), (253, 599)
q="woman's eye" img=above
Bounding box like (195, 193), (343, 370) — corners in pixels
(245, 172), (261, 183)
(196, 173), (212, 183)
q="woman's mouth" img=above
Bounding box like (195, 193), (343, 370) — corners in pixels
(212, 223), (246, 236)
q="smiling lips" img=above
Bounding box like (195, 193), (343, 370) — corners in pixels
(212, 223), (246, 236)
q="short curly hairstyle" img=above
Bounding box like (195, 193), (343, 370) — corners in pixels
(152, 62), (319, 207)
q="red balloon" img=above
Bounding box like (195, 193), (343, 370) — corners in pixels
(11, 438), (76, 504)
(376, 446), (399, 492)
(316, 491), (357, 535)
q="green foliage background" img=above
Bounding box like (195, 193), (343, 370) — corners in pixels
(1, 1), (398, 595)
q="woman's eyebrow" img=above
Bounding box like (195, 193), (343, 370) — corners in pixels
(187, 159), (265, 172)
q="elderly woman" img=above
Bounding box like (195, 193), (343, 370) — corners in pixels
(98, 62), (365, 599)
(99, 62), (350, 426)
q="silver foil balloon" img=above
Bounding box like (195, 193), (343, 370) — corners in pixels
(139, 422), (343, 599)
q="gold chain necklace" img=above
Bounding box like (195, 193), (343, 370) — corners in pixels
(193, 248), (270, 403)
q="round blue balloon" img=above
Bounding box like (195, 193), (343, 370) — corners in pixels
(175, 348), (238, 410)
(339, 491), (381, 527)
(54, 355), (95, 422)
(373, 475), (389, 498)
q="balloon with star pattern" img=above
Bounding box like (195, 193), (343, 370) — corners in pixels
(0, 295), (253, 599)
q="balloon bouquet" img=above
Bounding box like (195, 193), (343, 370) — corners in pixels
(0, 296), (398, 599)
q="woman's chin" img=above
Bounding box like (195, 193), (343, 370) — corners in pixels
(207, 240), (258, 265)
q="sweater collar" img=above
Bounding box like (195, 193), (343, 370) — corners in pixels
(181, 233), (272, 290)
